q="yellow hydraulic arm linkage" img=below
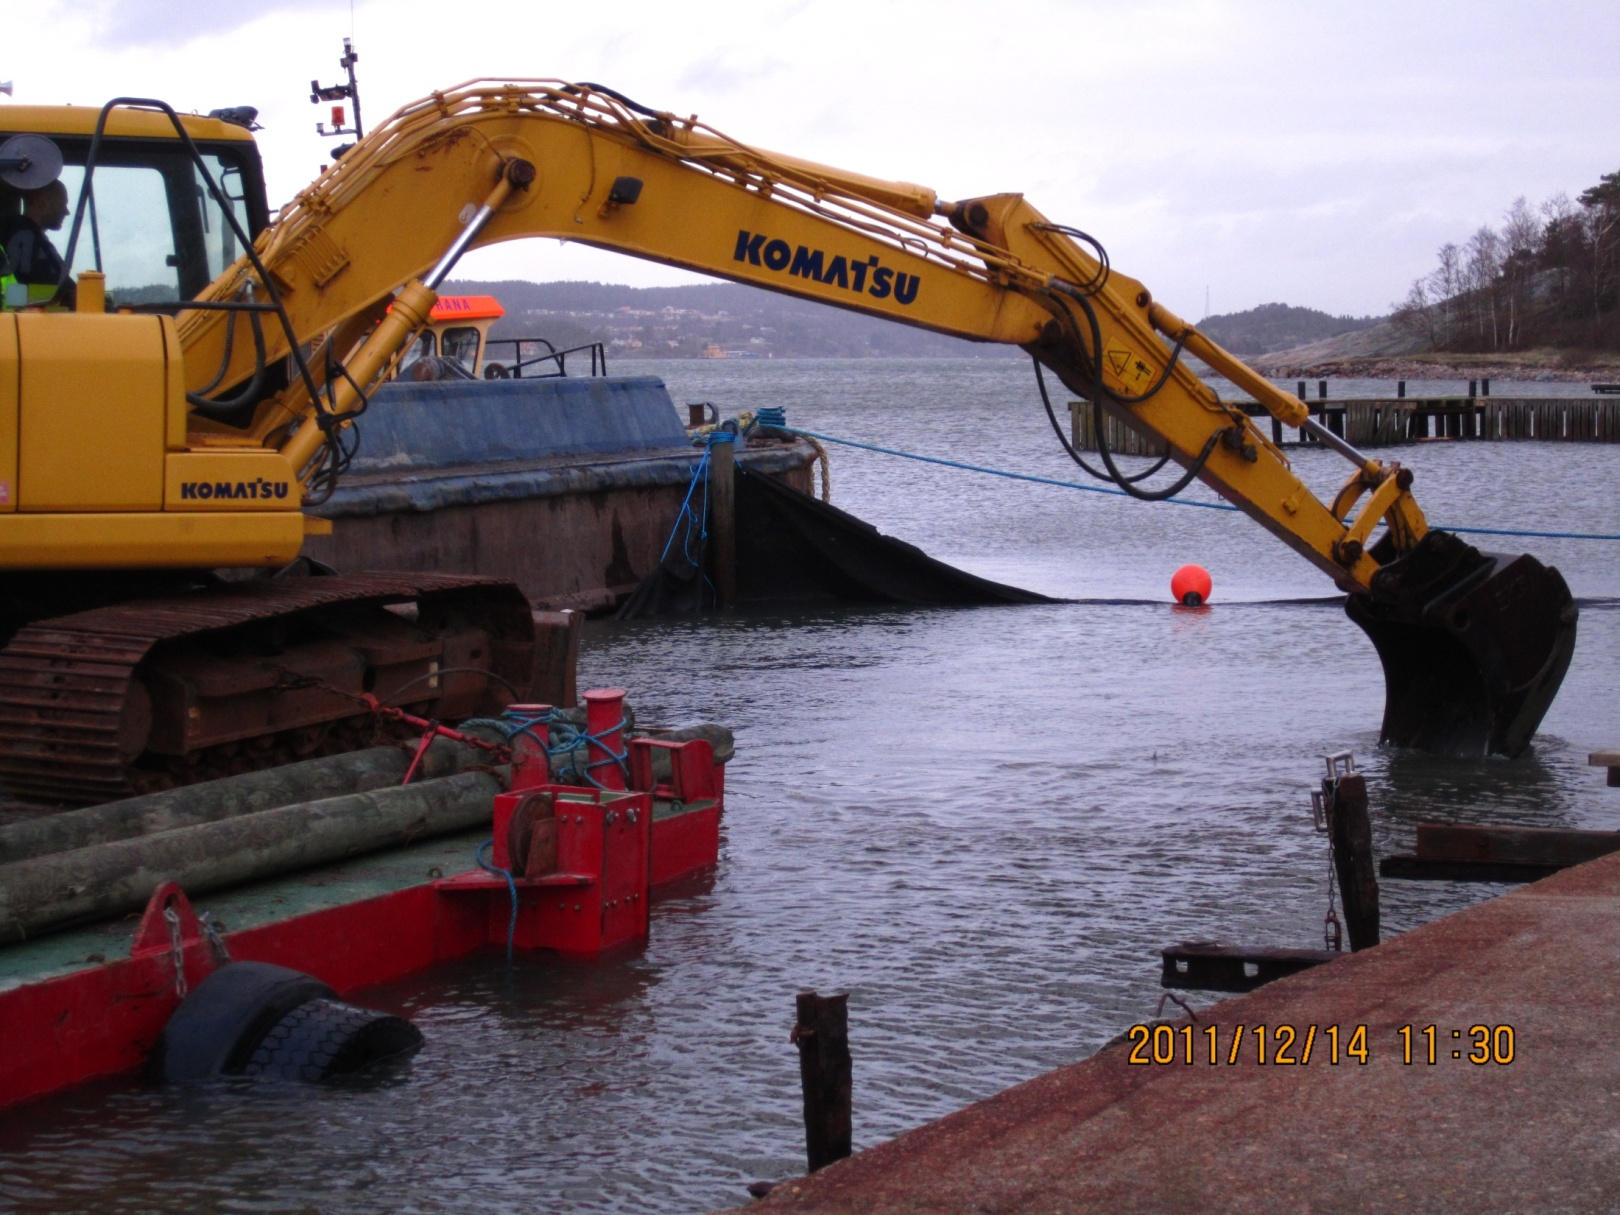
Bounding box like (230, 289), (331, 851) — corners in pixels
(178, 80), (1575, 758)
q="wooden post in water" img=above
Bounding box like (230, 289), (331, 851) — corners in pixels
(793, 991), (852, 1172)
(531, 609), (582, 706)
(1326, 773), (1380, 951)
(711, 435), (737, 609)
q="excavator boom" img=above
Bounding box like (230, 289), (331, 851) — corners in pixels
(5, 81), (1579, 765)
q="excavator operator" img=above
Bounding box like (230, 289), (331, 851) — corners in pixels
(0, 179), (72, 309)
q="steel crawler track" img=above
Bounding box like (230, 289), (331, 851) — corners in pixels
(0, 573), (533, 806)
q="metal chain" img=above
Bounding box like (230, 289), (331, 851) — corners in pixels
(1324, 832), (1344, 953)
(162, 905), (189, 999)
(1313, 769), (1344, 952)
(199, 912), (232, 964)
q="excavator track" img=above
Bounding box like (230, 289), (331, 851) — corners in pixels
(0, 573), (534, 806)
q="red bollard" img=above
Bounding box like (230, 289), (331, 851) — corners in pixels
(583, 688), (628, 791)
(505, 703), (551, 790)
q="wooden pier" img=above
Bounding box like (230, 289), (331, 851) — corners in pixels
(1071, 395), (1620, 452)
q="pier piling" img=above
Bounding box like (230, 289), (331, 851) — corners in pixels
(712, 436), (737, 609)
(1324, 768), (1379, 951)
(793, 990), (852, 1173)
(531, 609), (581, 706)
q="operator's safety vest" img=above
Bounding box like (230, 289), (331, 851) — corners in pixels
(0, 220), (66, 309)
(0, 274), (58, 309)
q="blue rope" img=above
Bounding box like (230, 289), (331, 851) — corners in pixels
(545, 713), (630, 789)
(463, 706), (631, 790)
(475, 838), (519, 964)
(661, 443), (713, 564)
(1432, 525), (1620, 541)
(792, 428), (1620, 542)
(792, 428), (1238, 512)
(651, 431), (736, 607)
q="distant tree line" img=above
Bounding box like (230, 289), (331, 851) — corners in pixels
(1394, 168), (1620, 353)
(444, 278), (1020, 358)
(1198, 302), (1381, 356)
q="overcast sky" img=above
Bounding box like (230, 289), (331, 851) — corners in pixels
(17, 0), (1619, 318)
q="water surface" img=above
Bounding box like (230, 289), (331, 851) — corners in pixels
(2, 359), (1616, 1214)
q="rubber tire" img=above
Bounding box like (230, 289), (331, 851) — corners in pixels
(240, 997), (424, 1082)
(152, 961), (334, 1082)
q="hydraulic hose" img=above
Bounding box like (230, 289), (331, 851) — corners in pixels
(1034, 289), (1218, 501)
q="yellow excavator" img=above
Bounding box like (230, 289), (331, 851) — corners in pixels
(0, 81), (1576, 804)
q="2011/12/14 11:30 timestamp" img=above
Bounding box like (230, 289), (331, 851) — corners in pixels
(1124, 1024), (1516, 1066)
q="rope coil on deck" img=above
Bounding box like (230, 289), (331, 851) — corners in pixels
(462, 706), (632, 790)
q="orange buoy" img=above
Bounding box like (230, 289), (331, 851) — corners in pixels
(1171, 564), (1212, 607)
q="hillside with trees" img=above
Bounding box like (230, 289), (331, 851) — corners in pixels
(1196, 303), (1381, 356)
(1393, 168), (1620, 356)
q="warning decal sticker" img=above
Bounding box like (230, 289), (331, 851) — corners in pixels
(1104, 344), (1155, 393)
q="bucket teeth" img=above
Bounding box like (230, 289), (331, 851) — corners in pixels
(1346, 530), (1577, 759)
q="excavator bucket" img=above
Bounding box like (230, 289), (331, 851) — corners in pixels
(1345, 530), (1577, 759)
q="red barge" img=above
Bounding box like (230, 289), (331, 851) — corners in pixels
(0, 687), (727, 1108)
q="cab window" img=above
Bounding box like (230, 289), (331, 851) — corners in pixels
(397, 331), (436, 374)
(42, 137), (262, 305)
(57, 164), (176, 303)
(441, 326), (481, 374)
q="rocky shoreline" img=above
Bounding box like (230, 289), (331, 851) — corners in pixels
(1250, 356), (1620, 383)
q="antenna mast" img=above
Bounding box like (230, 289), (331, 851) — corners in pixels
(310, 37), (363, 159)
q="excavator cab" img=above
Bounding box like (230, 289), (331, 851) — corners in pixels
(0, 110), (270, 309)
(0, 112), (305, 570)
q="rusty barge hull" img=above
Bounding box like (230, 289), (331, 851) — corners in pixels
(303, 375), (815, 613)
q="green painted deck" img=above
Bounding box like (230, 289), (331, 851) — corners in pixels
(0, 786), (704, 995)
(0, 829), (489, 993)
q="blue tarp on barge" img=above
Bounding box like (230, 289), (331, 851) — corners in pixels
(349, 376), (691, 472)
(312, 375), (814, 520)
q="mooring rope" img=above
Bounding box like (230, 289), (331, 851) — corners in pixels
(462, 706), (632, 790)
(791, 428), (1236, 510)
(475, 839), (519, 964)
(790, 428), (1620, 542)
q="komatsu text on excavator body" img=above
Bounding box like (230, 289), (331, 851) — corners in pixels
(0, 81), (1575, 802)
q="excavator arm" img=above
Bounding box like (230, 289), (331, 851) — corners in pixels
(175, 81), (1575, 758)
